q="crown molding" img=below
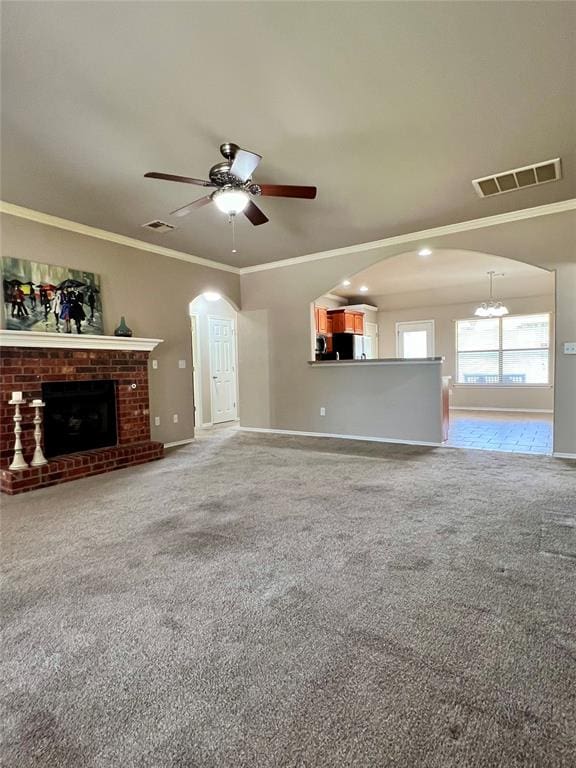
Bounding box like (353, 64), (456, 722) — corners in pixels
(240, 198), (576, 275)
(0, 201), (240, 275)
(3, 198), (574, 278)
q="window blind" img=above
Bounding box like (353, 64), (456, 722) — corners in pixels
(456, 314), (550, 385)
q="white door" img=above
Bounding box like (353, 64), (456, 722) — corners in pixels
(209, 317), (237, 424)
(397, 320), (435, 358)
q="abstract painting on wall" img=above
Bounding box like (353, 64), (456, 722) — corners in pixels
(1, 257), (104, 335)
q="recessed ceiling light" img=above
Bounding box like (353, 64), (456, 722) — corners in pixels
(418, 248), (432, 257)
(341, 280), (351, 287)
(203, 291), (221, 302)
(359, 286), (368, 293)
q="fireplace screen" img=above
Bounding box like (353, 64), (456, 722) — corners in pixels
(42, 380), (117, 458)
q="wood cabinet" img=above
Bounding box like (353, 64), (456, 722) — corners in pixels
(315, 306), (328, 335)
(353, 313), (364, 335)
(327, 309), (364, 335)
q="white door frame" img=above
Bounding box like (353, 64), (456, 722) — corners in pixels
(208, 314), (239, 424)
(396, 320), (435, 357)
(190, 313), (205, 428)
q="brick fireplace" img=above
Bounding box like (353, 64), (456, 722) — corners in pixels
(0, 331), (164, 494)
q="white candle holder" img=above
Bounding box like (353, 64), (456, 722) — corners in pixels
(8, 399), (29, 471)
(29, 401), (48, 467)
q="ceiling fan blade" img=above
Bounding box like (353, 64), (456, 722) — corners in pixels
(243, 200), (269, 226)
(230, 148), (262, 182)
(145, 172), (214, 187)
(170, 196), (213, 217)
(258, 184), (317, 199)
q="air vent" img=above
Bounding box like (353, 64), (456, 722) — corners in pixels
(142, 220), (175, 233)
(472, 158), (562, 198)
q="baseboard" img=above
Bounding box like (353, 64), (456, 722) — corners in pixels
(239, 426), (442, 448)
(164, 438), (195, 448)
(552, 452), (576, 460)
(450, 407), (554, 414)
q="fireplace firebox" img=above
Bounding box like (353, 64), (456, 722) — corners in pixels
(42, 380), (118, 458)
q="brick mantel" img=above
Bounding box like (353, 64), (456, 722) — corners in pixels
(0, 340), (164, 494)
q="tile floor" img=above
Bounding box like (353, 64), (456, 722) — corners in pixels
(447, 410), (553, 455)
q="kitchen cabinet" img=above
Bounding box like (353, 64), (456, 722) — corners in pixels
(353, 313), (364, 335)
(327, 309), (364, 335)
(326, 315), (333, 351)
(315, 307), (328, 335)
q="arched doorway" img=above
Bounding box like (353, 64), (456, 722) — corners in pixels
(189, 292), (239, 430)
(312, 248), (555, 455)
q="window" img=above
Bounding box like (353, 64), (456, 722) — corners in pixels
(456, 314), (550, 385)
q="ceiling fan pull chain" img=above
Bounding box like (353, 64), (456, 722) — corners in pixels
(230, 214), (237, 253)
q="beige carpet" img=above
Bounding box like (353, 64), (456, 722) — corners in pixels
(1, 430), (575, 767)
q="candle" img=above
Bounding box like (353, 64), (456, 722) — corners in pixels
(11, 391), (23, 402)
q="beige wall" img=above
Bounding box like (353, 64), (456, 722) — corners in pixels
(554, 260), (576, 454)
(2, 207), (575, 454)
(190, 295), (237, 426)
(0, 213), (240, 444)
(277, 361), (443, 443)
(239, 209), (576, 455)
(377, 295), (555, 411)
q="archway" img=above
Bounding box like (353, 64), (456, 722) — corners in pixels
(189, 292), (239, 430)
(312, 248), (554, 455)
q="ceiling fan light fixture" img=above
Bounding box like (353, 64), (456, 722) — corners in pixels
(213, 188), (249, 215)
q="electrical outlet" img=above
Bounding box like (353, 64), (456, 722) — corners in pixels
(152, 359), (158, 369)
(178, 359), (186, 369)
(173, 414), (178, 423)
(154, 416), (160, 427)
(563, 342), (576, 355)
(320, 407), (326, 416)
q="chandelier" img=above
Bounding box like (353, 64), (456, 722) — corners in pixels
(474, 271), (509, 318)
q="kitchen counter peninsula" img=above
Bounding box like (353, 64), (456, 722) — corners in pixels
(298, 356), (449, 445)
(309, 357), (443, 366)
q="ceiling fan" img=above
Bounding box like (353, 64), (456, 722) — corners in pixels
(144, 142), (317, 226)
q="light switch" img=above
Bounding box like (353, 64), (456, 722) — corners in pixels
(152, 359), (158, 369)
(173, 414), (178, 423)
(178, 359), (186, 368)
(563, 342), (576, 355)
(154, 416), (160, 426)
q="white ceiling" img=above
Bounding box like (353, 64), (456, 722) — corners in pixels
(1, 2), (575, 268)
(332, 249), (553, 306)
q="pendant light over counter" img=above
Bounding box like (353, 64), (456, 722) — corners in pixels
(474, 271), (509, 318)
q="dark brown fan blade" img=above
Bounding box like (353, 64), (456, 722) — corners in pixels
(170, 196), (213, 217)
(230, 148), (262, 182)
(258, 184), (317, 199)
(243, 200), (269, 226)
(145, 172), (214, 187)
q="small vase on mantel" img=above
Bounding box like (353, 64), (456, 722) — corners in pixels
(114, 316), (133, 338)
